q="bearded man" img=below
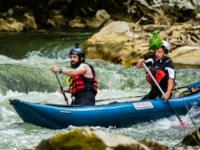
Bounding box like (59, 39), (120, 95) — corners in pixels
(50, 44), (97, 105)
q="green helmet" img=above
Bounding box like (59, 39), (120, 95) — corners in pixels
(148, 30), (162, 51)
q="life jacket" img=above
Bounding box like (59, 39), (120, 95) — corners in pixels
(69, 64), (97, 96)
(146, 58), (170, 84)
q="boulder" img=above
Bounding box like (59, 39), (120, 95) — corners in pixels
(31, 127), (150, 150)
(68, 16), (86, 28)
(24, 13), (37, 29)
(169, 46), (200, 66)
(0, 18), (24, 32)
(47, 10), (66, 27)
(182, 128), (200, 146)
(86, 9), (111, 28)
(0, 6), (37, 32)
(84, 21), (143, 66)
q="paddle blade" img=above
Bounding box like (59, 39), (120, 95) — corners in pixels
(180, 120), (189, 128)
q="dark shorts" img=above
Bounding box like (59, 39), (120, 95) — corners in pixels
(71, 91), (96, 106)
(142, 78), (168, 100)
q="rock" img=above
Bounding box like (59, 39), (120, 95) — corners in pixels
(31, 127), (150, 150)
(176, 146), (200, 150)
(47, 10), (66, 27)
(195, 13), (200, 21)
(0, 6), (37, 31)
(84, 21), (166, 65)
(24, 13), (37, 29)
(140, 140), (170, 150)
(86, 9), (111, 28)
(84, 21), (142, 66)
(135, 0), (198, 25)
(169, 46), (200, 66)
(182, 128), (200, 146)
(141, 140), (200, 150)
(143, 25), (168, 33)
(68, 17), (86, 28)
(68, 10), (111, 29)
(0, 18), (24, 32)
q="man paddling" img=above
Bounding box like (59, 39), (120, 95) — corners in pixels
(50, 44), (97, 105)
(137, 30), (175, 101)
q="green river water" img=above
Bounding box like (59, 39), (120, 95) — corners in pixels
(0, 31), (200, 150)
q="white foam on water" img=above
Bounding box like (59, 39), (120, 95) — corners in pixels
(0, 54), (70, 69)
(0, 127), (55, 150)
(153, 116), (180, 129)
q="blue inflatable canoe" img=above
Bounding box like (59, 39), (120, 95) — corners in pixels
(10, 81), (200, 129)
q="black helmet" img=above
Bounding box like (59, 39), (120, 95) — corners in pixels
(69, 43), (85, 58)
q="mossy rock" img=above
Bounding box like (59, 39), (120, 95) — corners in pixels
(140, 140), (170, 150)
(182, 129), (200, 146)
(35, 128), (106, 150)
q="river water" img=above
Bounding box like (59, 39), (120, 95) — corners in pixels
(0, 31), (200, 150)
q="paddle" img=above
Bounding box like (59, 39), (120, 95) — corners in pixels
(54, 73), (69, 105)
(143, 63), (188, 127)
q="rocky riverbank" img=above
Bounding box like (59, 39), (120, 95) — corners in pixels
(0, 0), (200, 31)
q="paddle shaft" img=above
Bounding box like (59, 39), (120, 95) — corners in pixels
(54, 73), (68, 105)
(143, 63), (183, 123)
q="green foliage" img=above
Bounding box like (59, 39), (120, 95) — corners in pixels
(148, 30), (163, 52)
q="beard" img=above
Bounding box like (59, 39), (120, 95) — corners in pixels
(71, 61), (81, 68)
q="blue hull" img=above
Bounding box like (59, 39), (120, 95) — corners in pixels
(10, 82), (200, 129)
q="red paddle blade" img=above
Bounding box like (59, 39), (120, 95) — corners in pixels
(180, 120), (189, 128)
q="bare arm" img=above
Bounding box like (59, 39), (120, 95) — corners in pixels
(62, 65), (86, 76)
(167, 79), (174, 93)
(163, 63), (175, 100)
(163, 78), (174, 100)
(50, 64), (87, 76)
